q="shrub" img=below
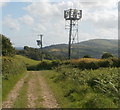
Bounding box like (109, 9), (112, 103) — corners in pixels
(83, 55), (91, 58)
(37, 61), (52, 70)
(1, 34), (16, 57)
(52, 66), (119, 108)
(2, 57), (26, 76)
(30, 60), (62, 70)
(98, 59), (113, 67)
(109, 57), (120, 67)
(101, 52), (114, 59)
(51, 60), (61, 67)
(78, 61), (99, 70)
(70, 58), (120, 70)
(71, 58), (99, 70)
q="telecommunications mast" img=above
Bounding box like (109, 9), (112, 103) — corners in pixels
(64, 9), (82, 59)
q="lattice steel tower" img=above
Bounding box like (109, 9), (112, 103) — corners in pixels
(64, 9), (82, 59)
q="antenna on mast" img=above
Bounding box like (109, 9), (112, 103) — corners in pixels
(64, 9), (82, 59)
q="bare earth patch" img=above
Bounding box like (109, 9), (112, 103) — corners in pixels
(2, 73), (28, 108)
(37, 71), (59, 108)
(3, 71), (59, 108)
(27, 72), (37, 108)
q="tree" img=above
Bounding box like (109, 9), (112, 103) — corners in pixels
(101, 52), (114, 59)
(83, 55), (91, 58)
(1, 34), (16, 56)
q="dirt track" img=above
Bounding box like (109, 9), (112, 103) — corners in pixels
(2, 73), (28, 108)
(2, 71), (59, 108)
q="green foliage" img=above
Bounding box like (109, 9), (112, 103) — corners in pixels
(83, 55), (91, 58)
(28, 60), (61, 70)
(2, 72), (26, 101)
(17, 46), (60, 60)
(15, 55), (40, 69)
(17, 39), (118, 60)
(71, 58), (120, 70)
(2, 56), (27, 100)
(1, 34), (16, 57)
(48, 66), (119, 108)
(102, 52), (114, 59)
(2, 56), (26, 76)
(13, 73), (30, 108)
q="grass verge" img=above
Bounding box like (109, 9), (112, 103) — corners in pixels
(0, 74), (2, 109)
(42, 67), (119, 108)
(42, 70), (73, 108)
(2, 72), (26, 101)
(13, 72), (30, 108)
(34, 72), (43, 108)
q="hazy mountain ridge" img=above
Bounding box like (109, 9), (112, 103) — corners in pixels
(16, 39), (118, 59)
(43, 39), (118, 58)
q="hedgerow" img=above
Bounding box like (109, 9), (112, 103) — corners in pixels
(2, 56), (26, 76)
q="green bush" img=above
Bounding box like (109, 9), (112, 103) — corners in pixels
(83, 55), (91, 58)
(70, 58), (120, 70)
(101, 52), (114, 59)
(2, 57), (26, 76)
(109, 57), (120, 67)
(51, 60), (61, 67)
(52, 66), (119, 108)
(1, 34), (16, 57)
(98, 59), (113, 67)
(37, 61), (52, 70)
(78, 61), (99, 70)
(28, 60), (62, 70)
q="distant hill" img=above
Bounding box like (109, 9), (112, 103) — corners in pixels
(43, 39), (118, 59)
(15, 47), (24, 50)
(17, 39), (118, 60)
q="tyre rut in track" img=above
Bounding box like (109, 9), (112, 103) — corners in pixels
(2, 73), (28, 108)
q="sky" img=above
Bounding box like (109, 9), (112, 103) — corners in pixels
(0, 0), (119, 48)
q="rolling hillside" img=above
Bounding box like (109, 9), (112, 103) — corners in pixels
(16, 39), (118, 59)
(43, 39), (118, 58)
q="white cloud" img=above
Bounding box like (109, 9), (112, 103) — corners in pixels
(19, 15), (34, 25)
(3, 15), (20, 31)
(1, 0), (118, 47)
(24, 1), (118, 38)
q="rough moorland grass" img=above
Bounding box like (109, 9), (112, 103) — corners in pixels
(42, 67), (119, 108)
(13, 72), (30, 108)
(2, 72), (26, 101)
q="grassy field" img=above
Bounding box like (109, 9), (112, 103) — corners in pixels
(2, 55), (119, 108)
(15, 55), (40, 68)
(42, 66), (119, 108)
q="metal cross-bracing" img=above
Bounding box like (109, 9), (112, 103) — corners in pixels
(64, 9), (82, 59)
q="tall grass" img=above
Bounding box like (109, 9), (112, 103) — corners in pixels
(2, 56), (27, 101)
(44, 65), (119, 108)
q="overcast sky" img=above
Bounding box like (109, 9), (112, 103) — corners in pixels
(0, 0), (118, 47)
